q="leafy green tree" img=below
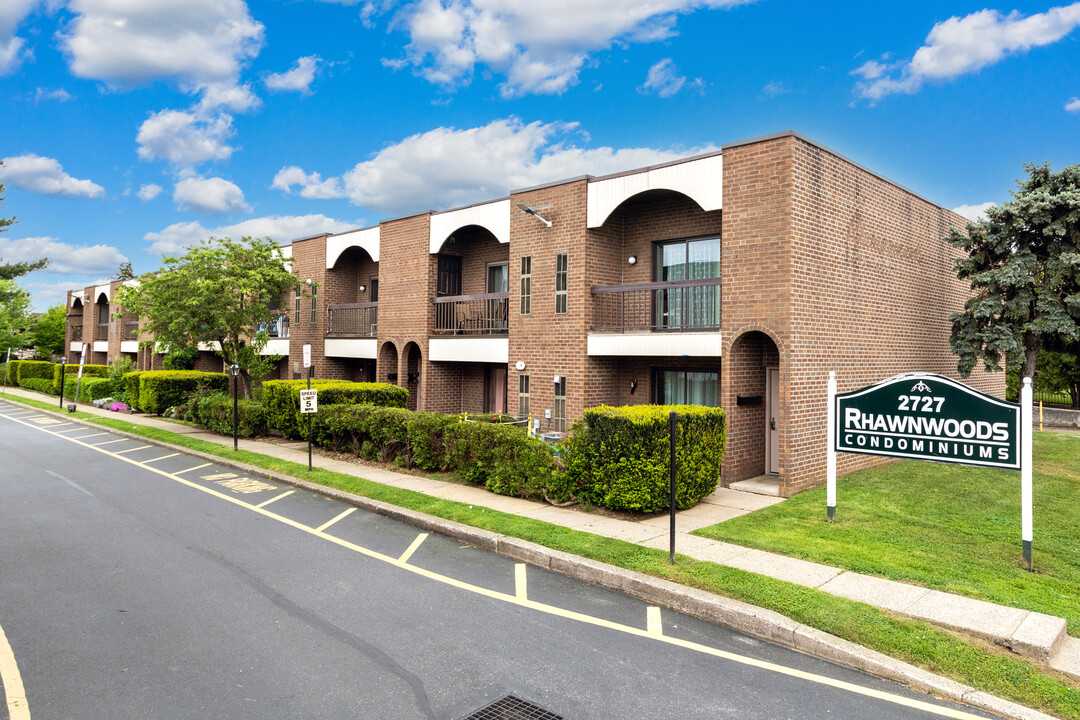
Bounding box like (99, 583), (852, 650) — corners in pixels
(30, 304), (67, 360)
(947, 162), (1080, 383)
(116, 236), (304, 397)
(0, 279), (32, 357)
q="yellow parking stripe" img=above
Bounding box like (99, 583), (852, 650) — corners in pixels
(173, 463), (211, 475)
(89, 439), (127, 447)
(316, 507), (356, 532)
(143, 453), (179, 463)
(398, 533), (429, 564)
(113, 445), (150, 455)
(0, 620), (30, 719)
(256, 491), (294, 508)
(515, 563), (528, 601)
(646, 606), (663, 637)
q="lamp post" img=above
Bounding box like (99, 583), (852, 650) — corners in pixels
(59, 357), (67, 409)
(230, 363), (241, 451)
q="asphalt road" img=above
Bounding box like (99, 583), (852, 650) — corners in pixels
(0, 402), (998, 720)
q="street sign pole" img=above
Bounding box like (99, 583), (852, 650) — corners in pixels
(1021, 377), (1033, 571)
(71, 344), (87, 411)
(303, 343), (313, 471)
(827, 371), (837, 522)
(669, 410), (677, 565)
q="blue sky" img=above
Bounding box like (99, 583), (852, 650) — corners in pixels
(1, 0), (1078, 310)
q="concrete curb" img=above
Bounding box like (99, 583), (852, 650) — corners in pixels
(2, 398), (1061, 720)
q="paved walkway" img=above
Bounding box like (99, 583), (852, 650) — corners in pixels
(3, 386), (1077, 680)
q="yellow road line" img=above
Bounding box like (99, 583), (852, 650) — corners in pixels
(0, 620), (30, 720)
(646, 606), (663, 637)
(515, 563), (528, 601)
(316, 507), (357, 533)
(398, 533), (429, 564)
(173, 463), (211, 475)
(143, 453), (179, 463)
(8, 412), (992, 720)
(113, 445), (150, 455)
(256, 490), (294, 508)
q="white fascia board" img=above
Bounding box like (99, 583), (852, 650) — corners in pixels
(586, 332), (722, 357)
(69, 294), (81, 308)
(70, 341), (83, 352)
(324, 338), (377, 359)
(92, 341), (108, 352)
(326, 227), (379, 268)
(430, 199), (510, 254)
(197, 342), (222, 352)
(120, 341), (139, 353)
(260, 338), (292, 356)
(94, 284), (111, 302)
(587, 154), (723, 228)
(428, 337), (509, 363)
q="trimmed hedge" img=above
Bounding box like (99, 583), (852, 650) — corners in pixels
(6, 360), (23, 385)
(561, 405), (726, 512)
(64, 376), (114, 402)
(16, 360), (54, 384)
(263, 379), (408, 439)
(186, 393), (267, 437)
(20, 377), (56, 394)
(135, 370), (229, 415)
(53, 363), (109, 395)
(125, 371), (144, 409)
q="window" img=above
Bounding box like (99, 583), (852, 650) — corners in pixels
(519, 256), (532, 315)
(518, 374), (530, 418)
(310, 285), (317, 324)
(654, 236), (721, 329)
(369, 278), (379, 302)
(653, 369), (719, 407)
(554, 252), (568, 315)
(554, 376), (567, 433)
(294, 294), (301, 324)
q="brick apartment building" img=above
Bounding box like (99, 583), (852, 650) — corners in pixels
(64, 130), (1002, 495)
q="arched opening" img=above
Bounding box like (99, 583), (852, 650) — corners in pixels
(378, 342), (399, 386)
(432, 225), (509, 335)
(93, 293), (110, 364)
(404, 342), (422, 411)
(327, 245), (379, 338)
(723, 330), (782, 484)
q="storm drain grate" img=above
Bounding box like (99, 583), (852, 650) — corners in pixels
(458, 694), (564, 720)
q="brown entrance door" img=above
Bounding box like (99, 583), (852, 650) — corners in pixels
(437, 255), (462, 297)
(766, 367), (780, 474)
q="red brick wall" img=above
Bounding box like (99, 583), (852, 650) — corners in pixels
(288, 235), (330, 378)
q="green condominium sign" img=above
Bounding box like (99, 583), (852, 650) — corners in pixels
(834, 373), (1021, 470)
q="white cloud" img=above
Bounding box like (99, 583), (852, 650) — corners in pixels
(1, 154), (105, 199)
(1066, 97), (1080, 112)
(953, 202), (996, 222)
(136, 109), (236, 169)
(265, 55), (321, 94)
(137, 183), (163, 201)
(333, 117), (711, 215)
(35, 87), (73, 103)
(144, 214), (357, 255)
(60, 0), (264, 93)
(388, 0), (750, 96)
(854, 4), (1080, 101)
(640, 58), (685, 97)
(0, 0), (41, 75)
(0, 236), (127, 275)
(197, 82), (261, 113)
(271, 166), (345, 199)
(173, 177), (249, 214)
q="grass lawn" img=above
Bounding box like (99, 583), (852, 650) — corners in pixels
(5, 390), (1080, 718)
(695, 430), (1080, 634)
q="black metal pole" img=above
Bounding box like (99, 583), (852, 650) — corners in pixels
(232, 371), (239, 451)
(59, 361), (66, 409)
(669, 410), (677, 565)
(307, 364), (313, 471)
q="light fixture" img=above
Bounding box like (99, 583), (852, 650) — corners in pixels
(628, 255), (637, 265)
(516, 202), (553, 228)
(359, 284), (367, 292)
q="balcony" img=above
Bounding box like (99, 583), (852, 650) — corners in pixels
(259, 313), (291, 339)
(588, 278), (723, 357)
(326, 303), (377, 338)
(122, 321), (139, 340)
(431, 293), (509, 336)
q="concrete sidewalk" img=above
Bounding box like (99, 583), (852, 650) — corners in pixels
(3, 386), (1077, 684)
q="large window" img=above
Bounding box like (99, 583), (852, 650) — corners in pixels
(518, 374), (530, 418)
(519, 256), (532, 315)
(310, 285), (318, 324)
(653, 369), (719, 407)
(554, 376), (567, 432)
(555, 252), (568, 315)
(654, 236), (720, 329)
(294, 294), (301, 324)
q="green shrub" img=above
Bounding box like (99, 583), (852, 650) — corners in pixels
(125, 371), (144, 408)
(407, 412), (458, 470)
(20, 377), (56, 394)
(444, 421), (569, 501)
(5, 360), (22, 385)
(136, 370), (229, 415)
(263, 379), (408, 439)
(16, 360), (54, 384)
(561, 404), (725, 512)
(52, 362), (109, 395)
(187, 393), (267, 437)
(64, 376), (114, 402)
(313, 404), (411, 460)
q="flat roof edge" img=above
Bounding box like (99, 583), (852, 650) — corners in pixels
(510, 175), (592, 195)
(588, 148), (724, 184)
(431, 196), (510, 216)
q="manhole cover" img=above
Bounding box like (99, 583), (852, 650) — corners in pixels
(458, 694), (564, 720)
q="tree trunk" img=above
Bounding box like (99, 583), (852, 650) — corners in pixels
(240, 370), (253, 400)
(1021, 332), (1040, 385)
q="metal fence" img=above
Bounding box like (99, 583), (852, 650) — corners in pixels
(590, 278), (722, 331)
(431, 293), (509, 335)
(326, 303), (377, 337)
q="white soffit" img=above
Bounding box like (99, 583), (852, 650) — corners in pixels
(326, 227), (379, 268)
(92, 341), (108, 352)
(95, 284), (111, 302)
(120, 341), (139, 354)
(324, 338), (377, 359)
(586, 154), (723, 228)
(70, 341), (82, 352)
(260, 338), (292, 356)
(428, 337), (509, 363)
(429, 199), (510, 254)
(586, 332), (722, 357)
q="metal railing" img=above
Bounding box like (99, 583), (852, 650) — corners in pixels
(122, 321), (139, 340)
(96, 322), (109, 340)
(259, 313), (291, 339)
(326, 303), (377, 337)
(431, 292), (509, 335)
(590, 278), (722, 331)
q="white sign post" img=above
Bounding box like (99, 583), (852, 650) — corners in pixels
(302, 343), (314, 470)
(1021, 378), (1033, 571)
(826, 371), (837, 522)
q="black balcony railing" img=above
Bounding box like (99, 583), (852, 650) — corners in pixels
(258, 313), (291, 339)
(431, 292), (509, 335)
(590, 278), (722, 332)
(326, 303), (377, 337)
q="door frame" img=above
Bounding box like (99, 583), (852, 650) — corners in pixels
(765, 366), (780, 475)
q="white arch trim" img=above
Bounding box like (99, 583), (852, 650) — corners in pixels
(586, 153), (723, 228)
(94, 284), (111, 303)
(326, 227), (380, 269)
(429, 198), (509, 254)
(70, 294), (83, 308)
